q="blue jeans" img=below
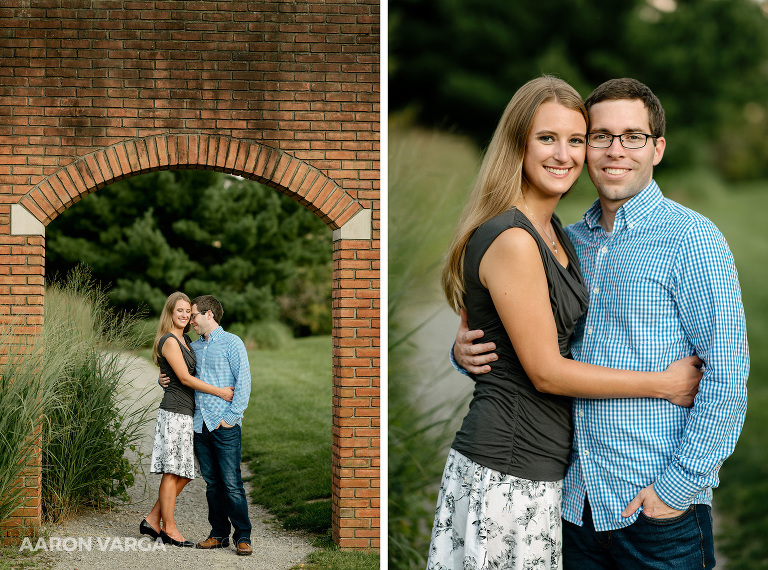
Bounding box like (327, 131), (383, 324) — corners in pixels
(562, 498), (715, 569)
(194, 423), (251, 544)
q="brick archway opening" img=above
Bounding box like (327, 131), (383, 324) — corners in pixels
(4, 134), (379, 550)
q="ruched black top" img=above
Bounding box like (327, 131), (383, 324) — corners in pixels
(451, 208), (589, 481)
(157, 332), (196, 417)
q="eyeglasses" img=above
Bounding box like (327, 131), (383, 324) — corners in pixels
(191, 311), (207, 319)
(587, 132), (657, 149)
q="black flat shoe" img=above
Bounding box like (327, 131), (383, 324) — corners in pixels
(160, 530), (195, 548)
(139, 519), (160, 540)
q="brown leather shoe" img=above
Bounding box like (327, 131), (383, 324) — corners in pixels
(236, 541), (253, 556)
(195, 536), (230, 549)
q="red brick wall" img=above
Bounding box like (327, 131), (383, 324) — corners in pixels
(332, 237), (380, 548)
(0, 0), (379, 551)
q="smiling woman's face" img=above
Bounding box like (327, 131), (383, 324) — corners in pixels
(522, 101), (587, 199)
(172, 299), (191, 330)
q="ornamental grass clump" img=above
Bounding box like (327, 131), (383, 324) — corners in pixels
(40, 268), (151, 521)
(387, 124), (479, 569)
(0, 327), (63, 523)
(41, 351), (149, 521)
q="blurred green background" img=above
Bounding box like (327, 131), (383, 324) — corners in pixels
(388, 1), (768, 568)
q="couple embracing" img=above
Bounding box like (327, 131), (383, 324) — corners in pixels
(428, 77), (748, 569)
(139, 293), (253, 556)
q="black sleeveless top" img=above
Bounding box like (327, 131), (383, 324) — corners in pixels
(157, 332), (196, 417)
(451, 208), (589, 480)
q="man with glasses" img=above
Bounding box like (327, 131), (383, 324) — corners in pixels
(160, 295), (253, 556)
(452, 78), (748, 568)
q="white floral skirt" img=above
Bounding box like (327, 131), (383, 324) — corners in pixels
(149, 408), (196, 479)
(427, 449), (563, 570)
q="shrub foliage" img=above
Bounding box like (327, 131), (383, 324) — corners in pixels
(46, 170), (332, 335)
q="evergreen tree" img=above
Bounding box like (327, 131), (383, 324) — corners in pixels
(46, 170), (332, 334)
(389, 0), (768, 179)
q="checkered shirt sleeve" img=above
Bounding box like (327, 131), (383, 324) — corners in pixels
(562, 181), (748, 531)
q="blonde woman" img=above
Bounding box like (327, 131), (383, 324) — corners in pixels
(427, 77), (702, 569)
(139, 292), (234, 547)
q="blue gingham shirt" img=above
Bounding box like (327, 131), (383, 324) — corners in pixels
(562, 181), (748, 531)
(190, 326), (252, 433)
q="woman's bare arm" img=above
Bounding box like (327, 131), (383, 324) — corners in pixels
(479, 228), (701, 405)
(161, 338), (234, 402)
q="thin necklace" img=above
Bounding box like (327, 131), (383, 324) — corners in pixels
(521, 194), (558, 254)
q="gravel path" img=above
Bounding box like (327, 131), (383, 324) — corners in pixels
(40, 354), (316, 570)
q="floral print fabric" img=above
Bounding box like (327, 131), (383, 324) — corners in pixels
(150, 408), (196, 479)
(427, 449), (563, 570)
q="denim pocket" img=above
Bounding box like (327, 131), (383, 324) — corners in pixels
(639, 505), (694, 525)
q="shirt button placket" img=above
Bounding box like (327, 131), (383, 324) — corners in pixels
(585, 240), (605, 346)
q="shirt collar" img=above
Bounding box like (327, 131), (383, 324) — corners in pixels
(582, 180), (663, 233)
(202, 325), (223, 343)
(583, 198), (604, 230)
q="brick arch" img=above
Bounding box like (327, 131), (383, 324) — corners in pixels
(0, 1), (379, 552)
(5, 134), (377, 551)
(19, 134), (363, 231)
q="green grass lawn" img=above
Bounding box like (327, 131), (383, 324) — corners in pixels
(242, 335), (333, 533)
(241, 335), (380, 570)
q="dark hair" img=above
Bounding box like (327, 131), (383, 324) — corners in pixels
(585, 78), (666, 138)
(192, 295), (223, 324)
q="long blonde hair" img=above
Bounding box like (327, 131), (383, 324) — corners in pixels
(152, 291), (191, 365)
(441, 76), (587, 312)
